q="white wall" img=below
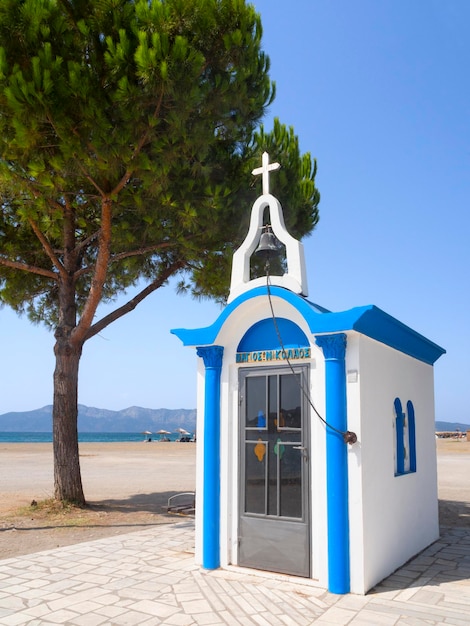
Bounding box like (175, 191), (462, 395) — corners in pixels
(343, 334), (366, 593)
(193, 296), (439, 595)
(349, 334), (439, 593)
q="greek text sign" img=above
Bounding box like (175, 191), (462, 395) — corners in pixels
(236, 347), (311, 364)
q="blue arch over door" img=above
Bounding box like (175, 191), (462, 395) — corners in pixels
(237, 318), (309, 352)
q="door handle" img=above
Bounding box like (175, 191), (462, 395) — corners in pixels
(293, 445), (308, 461)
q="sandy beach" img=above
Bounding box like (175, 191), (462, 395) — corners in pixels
(0, 441), (197, 511)
(0, 437), (469, 560)
(0, 441), (197, 559)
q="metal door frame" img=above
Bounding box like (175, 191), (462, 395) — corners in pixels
(237, 364), (310, 577)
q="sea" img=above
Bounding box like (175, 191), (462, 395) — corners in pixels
(0, 432), (192, 443)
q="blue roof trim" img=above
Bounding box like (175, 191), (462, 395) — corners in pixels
(171, 286), (275, 346)
(351, 305), (445, 365)
(171, 286), (445, 365)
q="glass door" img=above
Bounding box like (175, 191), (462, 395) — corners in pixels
(238, 365), (310, 577)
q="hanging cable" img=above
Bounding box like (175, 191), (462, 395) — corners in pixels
(264, 261), (357, 445)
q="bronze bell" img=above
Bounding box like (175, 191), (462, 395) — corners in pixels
(255, 225), (280, 259)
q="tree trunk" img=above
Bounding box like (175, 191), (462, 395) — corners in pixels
(53, 334), (85, 504)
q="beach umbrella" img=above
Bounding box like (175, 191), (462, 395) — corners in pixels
(156, 429), (171, 441)
(142, 431), (152, 435)
(176, 428), (191, 435)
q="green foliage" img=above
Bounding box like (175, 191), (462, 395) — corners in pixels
(0, 0), (319, 330)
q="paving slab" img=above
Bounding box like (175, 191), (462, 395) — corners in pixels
(0, 522), (469, 625)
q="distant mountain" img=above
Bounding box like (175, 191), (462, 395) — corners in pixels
(0, 405), (196, 433)
(2, 409), (466, 435)
(435, 421), (470, 432)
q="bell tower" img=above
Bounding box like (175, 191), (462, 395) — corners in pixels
(228, 152), (308, 302)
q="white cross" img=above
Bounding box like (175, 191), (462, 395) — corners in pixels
(252, 151), (281, 195)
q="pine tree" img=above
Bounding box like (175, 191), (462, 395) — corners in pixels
(0, 0), (319, 503)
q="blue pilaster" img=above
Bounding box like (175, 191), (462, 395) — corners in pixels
(315, 333), (350, 594)
(196, 345), (224, 570)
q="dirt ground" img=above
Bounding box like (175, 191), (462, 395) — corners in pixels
(0, 442), (197, 560)
(435, 437), (470, 528)
(0, 438), (469, 560)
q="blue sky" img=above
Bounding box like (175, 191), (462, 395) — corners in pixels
(1, 0), (469, 423)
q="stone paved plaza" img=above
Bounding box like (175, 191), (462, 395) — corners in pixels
(1, 520), (470, 625)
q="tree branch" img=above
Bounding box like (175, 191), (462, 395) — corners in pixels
(27, 217), (67, 279)
(110, 168), (133, 197)
(73, 196), (113, 343)
(109, 88), (166, 198)
(75, 229), (101, 254)
(0, 257), (58, 280)
(4, 176), (67, 278)
(83, 259), (185, 342)
(110, 241), (175, 263)
(74, 161), (107, 197)
(72, 241), (176, 280)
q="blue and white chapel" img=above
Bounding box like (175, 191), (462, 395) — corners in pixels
(172, 153), (445, 594)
